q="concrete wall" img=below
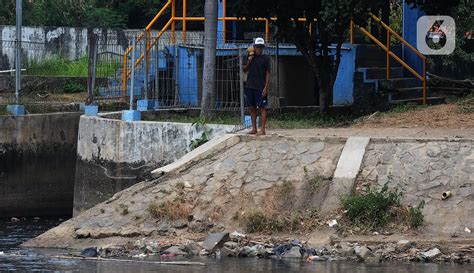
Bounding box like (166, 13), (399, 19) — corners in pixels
(0, 25), (203, 70)
(0, 112), (81, 217)
(73, 113), (237, 215)
(358, 139), (474, 235)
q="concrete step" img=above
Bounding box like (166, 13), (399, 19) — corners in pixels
(355, 44), (402, 68)
(364, 67), (404, 80)
(387, 87), (429, 101)
(390, 96), (446, 105)
(379, 78), (422, 90)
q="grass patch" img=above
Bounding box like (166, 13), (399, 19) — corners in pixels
(241, 211), (286, 233)
(303, 166), (324, 193)
(456, 93), (474, 113)
(239, 181), (322, 233)
(389, 103), (425, 113)
(27, 56), (120, 77)
(0, 107), (8, 116)
(406, 201), (425, 229)
(143, 112), (356, 129)
(267, 112), (356, 129)
(63, 80), (86, 93)
(342, 184), (402, 229)
(148, 199), (192, 221)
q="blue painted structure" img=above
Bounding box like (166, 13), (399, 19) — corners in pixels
(6, 104), (25, 116)
(177, 46), (200, 106)
(84, 105), (98, 116)
(403, 0), (425, 76)
(122, 110), (141, 121)
(333, 44), (356, 105)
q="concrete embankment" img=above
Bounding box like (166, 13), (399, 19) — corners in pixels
(73, 112), (236, 215)
(0, 112), (81, 217)
(24, 130), (473, 253)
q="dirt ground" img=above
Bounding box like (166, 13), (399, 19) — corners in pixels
(355, 103), (474, 129)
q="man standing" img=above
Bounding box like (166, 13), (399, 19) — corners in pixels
(243, 37), (271, 135)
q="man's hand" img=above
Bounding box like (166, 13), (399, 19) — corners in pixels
(262, 86), (268, 97)
(247, 55), (254, 63)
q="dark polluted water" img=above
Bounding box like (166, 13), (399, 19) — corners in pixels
(0, 218), (473, 273)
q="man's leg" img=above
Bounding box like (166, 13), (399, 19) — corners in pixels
(259, 107), (267, 135)
(249, 107), (257, 134)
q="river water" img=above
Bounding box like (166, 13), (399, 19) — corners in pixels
(0, 218), (472, 272)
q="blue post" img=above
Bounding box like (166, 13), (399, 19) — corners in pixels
(402, 0), (425, 76)
(7, 0), (25, 116)
(217, 0), (224, 46)
(122, 39), (141, 121)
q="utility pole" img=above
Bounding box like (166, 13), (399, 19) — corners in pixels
(7, 0), (25, 115)
(15, 0), (22, 105)
(200, 0), (218, 118)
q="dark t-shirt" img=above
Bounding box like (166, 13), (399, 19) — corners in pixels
(245, 54), (271, 91)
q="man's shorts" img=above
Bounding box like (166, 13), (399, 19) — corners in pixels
(245, 87), (268, 108)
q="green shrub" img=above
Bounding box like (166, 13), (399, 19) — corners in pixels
(241, 211), (285, 233)
(63, 80), (86, 93)
(407, 200), (425, 229)
(342, 184), (402, 229)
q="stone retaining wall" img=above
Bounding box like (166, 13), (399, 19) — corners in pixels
(73, 113), (237, 215)
(357, 139), (474, 235)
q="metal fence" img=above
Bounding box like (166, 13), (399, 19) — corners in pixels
(93, 31), (279, 111)
(0, 30), (280, 118)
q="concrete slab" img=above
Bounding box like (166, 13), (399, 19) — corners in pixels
(334, 137), (371, 178)
(151, 134), (240, 176)
(321, 137), (370, 213)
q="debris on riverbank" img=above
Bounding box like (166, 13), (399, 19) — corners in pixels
(67, 232), (472, 265)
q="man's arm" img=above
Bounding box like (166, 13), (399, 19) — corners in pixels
(243, 57), (252, 73)
(263, 70), (271, 97)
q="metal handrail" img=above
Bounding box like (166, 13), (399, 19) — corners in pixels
(350, 14), (427, 104)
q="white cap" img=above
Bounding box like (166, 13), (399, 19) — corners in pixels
(254, 37), (265, 47)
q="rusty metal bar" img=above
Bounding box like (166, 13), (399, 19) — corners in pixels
(182, 0), (187, 44)
(146, 0), (172, 31)
(223, 0), (227, 42)
(265, 19), (270, 42)
(171, 0), (175, 44)
(386, 29), (390, 79)
(359, 26), (424, 82)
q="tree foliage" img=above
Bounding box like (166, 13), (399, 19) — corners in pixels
(0, 0), (206, 29)
(406, 0), (473, 78)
